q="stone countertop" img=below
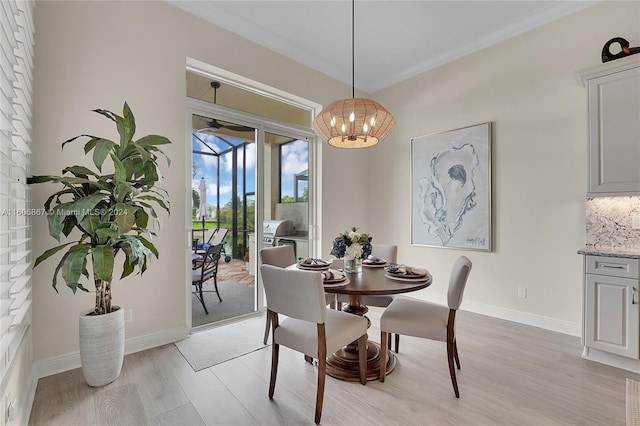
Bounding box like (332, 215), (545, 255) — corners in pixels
(577, 246), (640, 259)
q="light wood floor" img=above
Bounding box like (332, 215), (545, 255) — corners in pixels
(29, 309), (637, 425)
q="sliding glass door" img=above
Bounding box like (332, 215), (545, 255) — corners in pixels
(187, 98), (319, 328)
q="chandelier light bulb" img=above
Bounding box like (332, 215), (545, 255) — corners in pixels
(349, 111), (355, 122)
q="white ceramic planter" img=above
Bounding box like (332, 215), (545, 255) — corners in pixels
(79, 306), (125, 387)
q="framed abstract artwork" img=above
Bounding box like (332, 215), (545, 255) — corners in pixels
(411, 122), (492, 251)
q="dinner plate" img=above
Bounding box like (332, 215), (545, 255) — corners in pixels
(323, 278), (350, 288)
(362, 261), (389, 268)
(384, 273), (429, 283)
(385, 266), (428, 278)
(296, 263), (330, 271)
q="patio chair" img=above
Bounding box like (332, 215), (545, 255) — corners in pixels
(192, 244), (223, 314)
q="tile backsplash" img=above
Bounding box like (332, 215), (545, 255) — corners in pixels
(586, 196), (640, 248)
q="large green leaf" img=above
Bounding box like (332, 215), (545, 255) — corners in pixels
(84, 137), (98, 154)
(120, 236), (152, 271)
(137, 235), (159, 258)
(120, 250), (135, 279)
(92, 245), (115, 281)
(66, 192), (105, 224)
(113, 203), (137, 232)
(115, 102), (135, 146)
(136, 135), (171, 147)
(61, 245), (91, 291)
(62, 134), (98, 150)
(79, 214), (101, 236)
(48, 203), (74, 241)
(27, 175), (64, 184)
(111, 153), (126, 184)
(91, 108), (117, 122)
(134, 144), (151, 163)
(134, 208), (148, 228)
(92, 139), (116, 171)
(115, 182), (135, 204)
(61, 214), (78, 237)
(34, 241), (76, 268)
(62, 166), (99, 178)
(95, 228), (118, 245)
(137, 195), (170, 214)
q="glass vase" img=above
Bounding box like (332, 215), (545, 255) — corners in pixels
(343, 256), (363, 274)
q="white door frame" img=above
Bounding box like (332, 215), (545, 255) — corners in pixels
(185, 93), (321, 329)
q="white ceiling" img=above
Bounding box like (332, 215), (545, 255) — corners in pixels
(169, 0), (596, 93)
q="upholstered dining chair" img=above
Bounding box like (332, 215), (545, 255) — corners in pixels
(378, 256), (472, 398)
(337, 244), (400, 351)
(260, 264), (368, 424)
(260, 245), (335, 344)
(191, 243), (223, 314)
(259, 245), (297, 344)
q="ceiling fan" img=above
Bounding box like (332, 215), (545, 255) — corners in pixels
(198, 81), (253, 133)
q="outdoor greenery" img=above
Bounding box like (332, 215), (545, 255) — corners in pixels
(30, 102), (171, 315)
(281, 185), (308, 203)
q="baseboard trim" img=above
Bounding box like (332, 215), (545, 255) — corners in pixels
(33, 325), (188, 380)
(582, 346), (640, 373)
(418, 293), (581, 337)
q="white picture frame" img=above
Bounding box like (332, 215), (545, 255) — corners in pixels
(411, 122), (492, 251)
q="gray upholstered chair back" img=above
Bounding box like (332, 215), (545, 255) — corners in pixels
(260, 264), (327, 324)
(260, 245), (296, 268)
(447, 256), (472, 310)
(371, 244), (398, 263)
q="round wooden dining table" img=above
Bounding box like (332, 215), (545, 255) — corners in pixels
(323, 265), (432, 381)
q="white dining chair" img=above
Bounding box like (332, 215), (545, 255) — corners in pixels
(378, 256), (472, 398)
(260, 245), (336, 345)
(260, 264), (368, 424)
(259, 245), (297, 344)
(337, 244), (400, 351)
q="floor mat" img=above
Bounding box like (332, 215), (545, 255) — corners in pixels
(175, 316), (267, 371)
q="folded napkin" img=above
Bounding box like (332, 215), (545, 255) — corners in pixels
(299, 257), (328, 266)
(386, 264), (428, 277)
(363, 255), (385, 264)
(321, 268), (345, 282)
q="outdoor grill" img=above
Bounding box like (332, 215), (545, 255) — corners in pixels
(263, 220), (293, 246)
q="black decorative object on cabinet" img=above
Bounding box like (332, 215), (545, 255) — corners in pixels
(602, 37), (640, 63)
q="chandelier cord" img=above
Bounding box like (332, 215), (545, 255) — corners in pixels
(351, 0), (355, 99)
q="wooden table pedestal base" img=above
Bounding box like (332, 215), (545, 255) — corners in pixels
(325, 339), (396, 381)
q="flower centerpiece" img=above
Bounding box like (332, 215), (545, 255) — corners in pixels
(330, 227), (372, 273)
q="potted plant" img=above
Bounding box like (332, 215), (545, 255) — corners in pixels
(29, 102), (171, 386)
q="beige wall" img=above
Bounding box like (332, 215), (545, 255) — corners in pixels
(32, 0), (368, 364)
(368, 1), (639, 329)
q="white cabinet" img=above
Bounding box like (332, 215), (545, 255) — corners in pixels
(583, 255), (640, 360)
(577, 56), (640, 195)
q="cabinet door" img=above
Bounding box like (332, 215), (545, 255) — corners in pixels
(587, 66), (640, 194)
(585, 274), (639, 358)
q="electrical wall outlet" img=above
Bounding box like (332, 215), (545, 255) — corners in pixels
(632, 215), (640, 230)
(124, 309), (132, 322)
(517, 287), (527, 299)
